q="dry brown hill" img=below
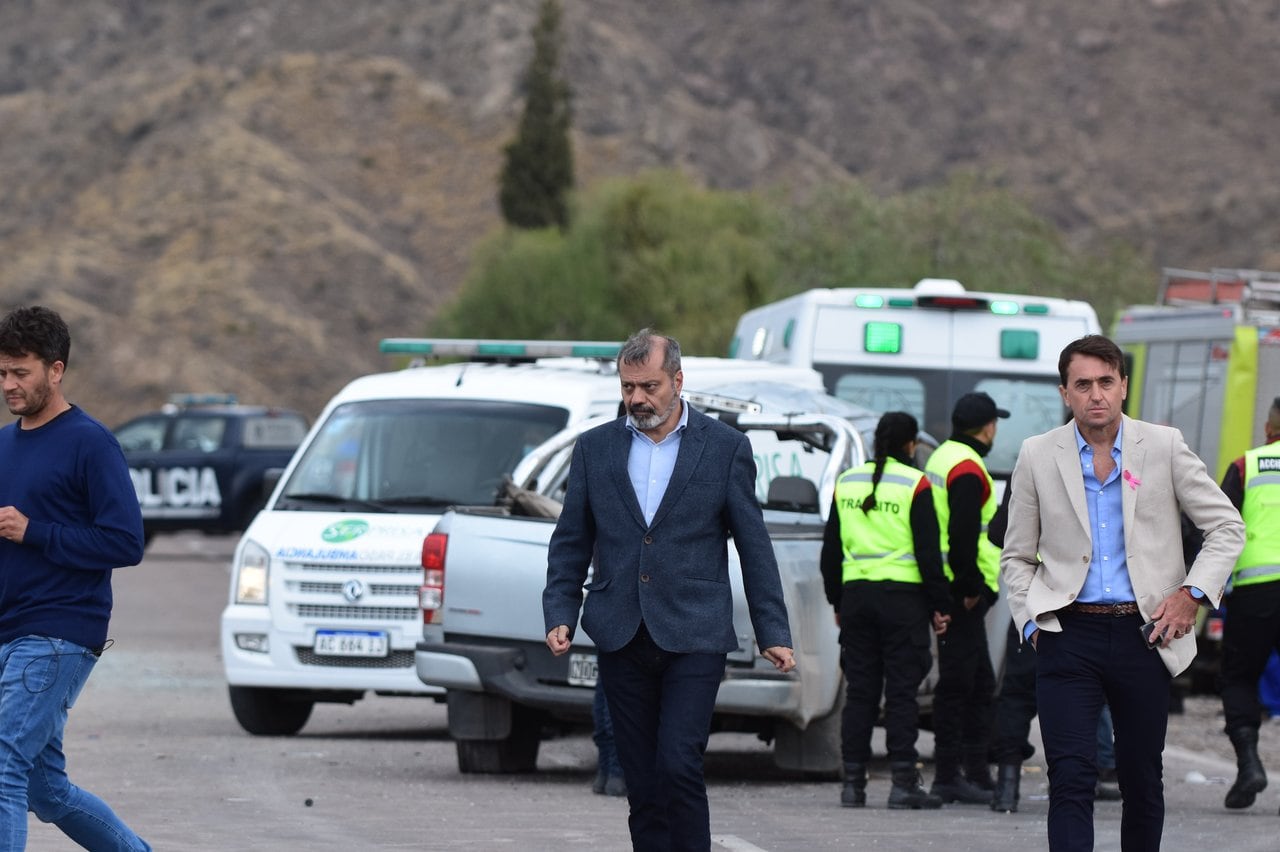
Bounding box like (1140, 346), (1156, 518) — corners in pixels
(1, 0), (1278, 425)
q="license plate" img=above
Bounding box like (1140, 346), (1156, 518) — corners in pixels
(313, 630), (389, 658)
(568, 652), (598, 687)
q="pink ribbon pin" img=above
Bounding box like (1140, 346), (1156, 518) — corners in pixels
(1122, 469), (1141, 490)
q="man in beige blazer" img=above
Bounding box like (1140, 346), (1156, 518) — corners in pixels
(1002, 334), (1243, 852)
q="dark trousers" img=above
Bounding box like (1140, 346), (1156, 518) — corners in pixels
(597, 623), (726, 852)
(992, 619), (1038, 764)
(1220, 581), (1280, 732)
(838, 582), (933, 765)
(932, 600), (995, 762)
(1037, 611), (1171, 852)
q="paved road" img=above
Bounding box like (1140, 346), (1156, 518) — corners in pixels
(22, 533), (1280, 851)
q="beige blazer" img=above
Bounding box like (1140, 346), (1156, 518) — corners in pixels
(1001, 415), (1244, 676)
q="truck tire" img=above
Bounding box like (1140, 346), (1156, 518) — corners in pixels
(228, 686), (314, 736)
(772, 682), (844, 778)
(454, 709), (540, 774)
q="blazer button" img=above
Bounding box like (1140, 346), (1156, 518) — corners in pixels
(644, 535), (653, 544)
(640, 573), (650, 583)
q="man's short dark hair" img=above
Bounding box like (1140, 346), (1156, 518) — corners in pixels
(618, 328), (681, 378)
(0, 306), (71, 369)
(1058, 334), (1125, 387)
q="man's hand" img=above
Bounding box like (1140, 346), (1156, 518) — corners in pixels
(0, 506), (28, 543)
(546, 625), (571, 656)
(762, 646), (796, 673)
(932, 611), (950, 635)
(962, 594), (980, 611)
(1150, 588), (1199, 644)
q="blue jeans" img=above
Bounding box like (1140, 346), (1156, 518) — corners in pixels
(0, 635), (150, 851)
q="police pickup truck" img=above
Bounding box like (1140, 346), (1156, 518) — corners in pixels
(114, 395), (309, 544)
(415, 395), (873, 777)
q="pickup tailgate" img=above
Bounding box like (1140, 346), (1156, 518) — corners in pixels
(438, 511), (579, 645)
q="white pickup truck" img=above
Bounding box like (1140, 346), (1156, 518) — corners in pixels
(414, 401), (874, 777)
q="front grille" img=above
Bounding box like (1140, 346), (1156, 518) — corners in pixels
(295, 581), (418, 596)
(280, 558), (422, 625)
(291, 604), (420, 620)
(295, 648), (416, 668)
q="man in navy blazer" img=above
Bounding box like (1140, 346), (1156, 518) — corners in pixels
(544, 329), (795, 852)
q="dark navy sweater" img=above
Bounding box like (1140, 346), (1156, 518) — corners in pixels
(0, 406), (144, 649)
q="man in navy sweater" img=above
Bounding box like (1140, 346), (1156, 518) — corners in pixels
(0, 306), (151, 850)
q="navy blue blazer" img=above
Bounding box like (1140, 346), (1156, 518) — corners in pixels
(543, 405), (793, 655)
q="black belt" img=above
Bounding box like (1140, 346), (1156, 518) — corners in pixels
(1064, 601), (1139, 616)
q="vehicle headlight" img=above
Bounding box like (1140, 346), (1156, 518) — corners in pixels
(234, 539), (270, 605)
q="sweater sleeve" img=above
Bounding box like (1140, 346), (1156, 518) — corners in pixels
(820, 495), (844, 608)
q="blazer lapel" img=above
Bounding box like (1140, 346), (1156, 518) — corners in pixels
(1053, 424), (1092, 535)
(1121, 417), (1144, 536)
(609, 419), (647, 528)
(648, 408), (707, 531)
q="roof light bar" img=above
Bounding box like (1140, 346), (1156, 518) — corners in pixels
(379, 338), (624, 361)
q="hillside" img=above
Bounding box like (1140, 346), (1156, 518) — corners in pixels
(1, 0), (1277, 425)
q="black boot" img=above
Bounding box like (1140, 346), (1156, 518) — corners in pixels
(841, 762), (867, 808)
(963, 746), (995, 792)
(930, 749), (993, 805)
(1226, 726), (1268, 809)
(888, 762), (943, 810)
(990, 763), (1021, 813)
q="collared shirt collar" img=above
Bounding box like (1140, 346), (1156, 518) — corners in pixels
(1072, 417), (1124, 456)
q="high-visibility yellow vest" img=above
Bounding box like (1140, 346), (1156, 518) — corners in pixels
(1234, 443), (1280, 588)
(834, 458), (928, 584)
(924, 439), (1000, 594)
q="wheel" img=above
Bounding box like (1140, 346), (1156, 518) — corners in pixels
(454, 709), (541, 773)
(228, 686), (314, 736)
(772, 682), (844, 778)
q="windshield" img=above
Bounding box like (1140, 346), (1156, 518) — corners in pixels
(820, 366), (1067, 478)
(277, 399), (570, 511)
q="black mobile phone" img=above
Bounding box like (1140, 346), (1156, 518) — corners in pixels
(1140, 619), (1162, 648)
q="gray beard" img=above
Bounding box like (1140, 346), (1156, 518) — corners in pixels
(628, 396), (678, 432)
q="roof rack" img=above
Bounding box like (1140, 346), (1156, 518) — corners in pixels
(167, 393), (238, 407)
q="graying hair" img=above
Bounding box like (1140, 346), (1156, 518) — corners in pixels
(618, 328), (681, 378)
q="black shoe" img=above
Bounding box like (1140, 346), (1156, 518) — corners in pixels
(841, 762), (867, 808)
(991, 764), (1021, 813)
(889, 764), (943, 810)
(931, 776), (994, 805)
(603, 774), (627, 797)
(1226, 727), (1268, 809)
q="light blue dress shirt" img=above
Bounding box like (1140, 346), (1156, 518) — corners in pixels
(626, 401), (690, 527)
(1074, 420), (1137, 604)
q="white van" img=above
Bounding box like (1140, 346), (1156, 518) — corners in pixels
(729, 278), (1102, 478)
(220, 339), (828, 735)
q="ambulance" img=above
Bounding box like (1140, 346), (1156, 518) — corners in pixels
(728, 278), (1103, 479)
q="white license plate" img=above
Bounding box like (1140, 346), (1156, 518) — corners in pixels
(568, 653), (598, 687)
(313, 630), (389, 658)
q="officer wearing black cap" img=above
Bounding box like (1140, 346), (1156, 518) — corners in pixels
(923, 391), (1009, 804)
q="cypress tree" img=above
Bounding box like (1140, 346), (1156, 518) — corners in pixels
(499, 0), (574, 230)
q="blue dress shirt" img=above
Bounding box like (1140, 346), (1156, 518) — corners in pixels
(626, 401), (690, 526)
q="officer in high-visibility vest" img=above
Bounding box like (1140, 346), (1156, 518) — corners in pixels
(820, 411), (951, 810)
(924, 391), (1008, 804)
(1219, 396), (1280, 812)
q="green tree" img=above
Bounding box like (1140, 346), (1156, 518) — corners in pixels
(498, 0), (574, 230)
(437, 171), (777, 352)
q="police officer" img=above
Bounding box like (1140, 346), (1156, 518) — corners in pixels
(1218, 396), (1280, 812)
(924, 392), (1007, 804)
(820, 412), (951, 809)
